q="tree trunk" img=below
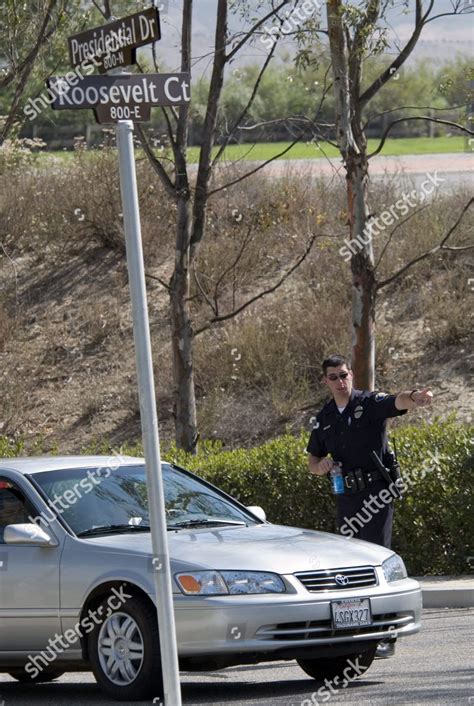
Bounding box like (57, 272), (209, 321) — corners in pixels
(346, 152), (375, 391)
(168, 0), (198, 453)
(327, 0), (375, 390)
(170, 194), (197, 453)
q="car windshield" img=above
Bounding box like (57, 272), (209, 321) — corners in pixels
(31, 463), (256, 536)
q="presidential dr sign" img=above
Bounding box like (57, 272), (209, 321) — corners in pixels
(68, 7), (161, 73)
(47, 73), (191, 124)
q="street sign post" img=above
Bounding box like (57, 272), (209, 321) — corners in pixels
(116, 119), (182, 706)
(49, 8), (187, 705)
(68, 7), (161, 72)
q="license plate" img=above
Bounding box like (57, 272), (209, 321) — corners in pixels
(331, 598), (372, 629)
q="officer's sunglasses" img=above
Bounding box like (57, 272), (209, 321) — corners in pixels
(327, 372), (350, 381)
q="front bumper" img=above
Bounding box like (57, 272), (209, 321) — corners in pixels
(173, 575), (422, 659)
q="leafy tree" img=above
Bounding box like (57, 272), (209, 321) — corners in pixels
(435, 55), (473, 122)
(0, 0), (77, 143)
(322, 0), (473, 389)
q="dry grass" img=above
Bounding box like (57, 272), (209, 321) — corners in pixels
(0, 144), (472, 449)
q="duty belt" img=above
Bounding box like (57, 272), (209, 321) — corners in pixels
(341, 467), (384, 494)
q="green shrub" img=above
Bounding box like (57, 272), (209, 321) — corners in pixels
(163, 417), (473, 576)
(390, 416), (473, 575)
(1, 417), (471, 575)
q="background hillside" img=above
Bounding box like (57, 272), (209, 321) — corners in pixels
(0, 142), (472, 453)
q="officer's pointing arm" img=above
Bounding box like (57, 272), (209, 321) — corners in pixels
(395, 388), (433, 411)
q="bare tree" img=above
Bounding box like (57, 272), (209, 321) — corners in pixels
(134, 0), (325, 451)
(326, 0), (473, 390)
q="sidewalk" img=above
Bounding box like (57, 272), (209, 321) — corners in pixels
(414, 575), (474, 608)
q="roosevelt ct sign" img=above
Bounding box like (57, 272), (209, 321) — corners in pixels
(47, 73), (191, 123)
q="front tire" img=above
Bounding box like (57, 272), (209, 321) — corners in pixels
(297, 645), (377, 682)
(87, 594), (163, 701)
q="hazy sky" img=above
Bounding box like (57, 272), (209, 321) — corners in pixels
(150, 0), (473, 74)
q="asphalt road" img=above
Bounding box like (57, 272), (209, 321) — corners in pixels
(0, 608), (472, 706)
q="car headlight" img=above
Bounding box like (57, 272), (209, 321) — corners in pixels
(175, 570), (286, 595)
(382, 554), (407, 582)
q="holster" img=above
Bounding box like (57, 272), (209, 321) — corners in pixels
(389, 461), (405, 498)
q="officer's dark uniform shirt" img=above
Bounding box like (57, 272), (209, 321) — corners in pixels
(307, 389), (406, 549)
(307, 389), (406, 471)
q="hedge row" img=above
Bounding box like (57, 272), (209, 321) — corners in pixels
(163, 417), (473, 575)
(0, 416), (472, 575)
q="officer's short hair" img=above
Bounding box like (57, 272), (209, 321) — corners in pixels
(322, 354), (351, 376)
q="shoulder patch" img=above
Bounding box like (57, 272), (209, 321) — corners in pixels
(375, 392), (388, 401)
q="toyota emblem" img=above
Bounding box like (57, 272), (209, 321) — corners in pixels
(335, 573), (349, 586)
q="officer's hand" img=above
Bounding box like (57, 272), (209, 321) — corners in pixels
(413, 388), (433, 407)
(317, 458), (334, 475)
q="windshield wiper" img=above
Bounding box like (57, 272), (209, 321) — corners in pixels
(168, 518), (247, 530)
(77, 524), (151, 537)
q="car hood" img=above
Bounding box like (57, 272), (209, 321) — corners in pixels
(84, 523), (392, 572)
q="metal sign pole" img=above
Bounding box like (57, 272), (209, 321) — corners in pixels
(115, 119), (181, 706)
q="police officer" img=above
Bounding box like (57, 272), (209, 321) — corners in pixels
(307, 354), (433, 659)
(307, 354), (433, 548)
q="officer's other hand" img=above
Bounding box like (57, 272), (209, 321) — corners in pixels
(413, 388), (433, 406)
(317, 458), (334, 475)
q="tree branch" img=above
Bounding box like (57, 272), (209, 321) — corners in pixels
(359, 0), (433, 108)
(208, 135), (304, 196)
(368, 116), (473, 158)
(211, 39), (278, 168)
(374, 203), (431, 271)
(194, 233), (318, 336)
(377, 197), (474, 290)
(145, 272), (171, 290)
(190, 0), (227, 257)
(212, 226), (254, 308)
(363, 104), (469, 131)
(192, 270), (216, 315)
(135, 124), (177, 199)
(225, 0), (290, 62)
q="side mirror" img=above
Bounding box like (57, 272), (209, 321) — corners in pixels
(246, 506), (266, 522)
(4, 523), (58, 547)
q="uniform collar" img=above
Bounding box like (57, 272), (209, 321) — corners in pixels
(326, 388), (361, 415)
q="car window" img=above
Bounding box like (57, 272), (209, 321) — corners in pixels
(31, 464), (256, 535)
(0, 480), (36, 543)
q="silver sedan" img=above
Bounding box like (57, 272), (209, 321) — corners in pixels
(0, 456), (421, 701)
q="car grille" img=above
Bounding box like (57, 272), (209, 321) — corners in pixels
(294, 565), (377, 592)
(256, 613), (414, 642)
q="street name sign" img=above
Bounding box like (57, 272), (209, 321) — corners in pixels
(68, 7), (161, 72)
(47, 73), (191, 123)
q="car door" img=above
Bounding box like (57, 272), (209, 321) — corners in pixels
(0, 477), (62, 652)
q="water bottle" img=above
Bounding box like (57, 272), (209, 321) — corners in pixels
(329, 463), (344, 495)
